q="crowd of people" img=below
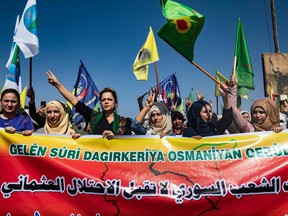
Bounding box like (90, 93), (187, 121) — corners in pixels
(0, 72), (287, 139)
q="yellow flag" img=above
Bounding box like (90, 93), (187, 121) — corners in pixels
(266, 82), (275, 101)
(133, 27), (159, 81)
(66, 89), (74, 110)
(0, 85), (5, 95)
(176, 99), (184, 112)
(215, 70), (228, 97)
(20, 86), (27, 108)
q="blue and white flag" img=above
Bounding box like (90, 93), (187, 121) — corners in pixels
(72, 61), (100, 127)
(14, 0), (39, 58)
(4, 16), (22, 92)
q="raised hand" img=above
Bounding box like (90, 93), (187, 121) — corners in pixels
(196, 89), (204, 101)
(170, 101), (177, 112)
(185, 97), (192, 111)
(145, 88), (156, 108)
(27, 87), (35, 102)
(45, 70), (60, 87)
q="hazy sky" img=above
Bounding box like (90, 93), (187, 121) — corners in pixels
(0, 0), (287, 118)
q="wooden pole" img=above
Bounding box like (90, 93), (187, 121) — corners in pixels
(270, 0), (280, 53)
(232, 56), (237, 76)
(232, 55), (241, 108)
(29, 57), (32, 88)
(153, 61), (161, 96)
(216, 96), (219, 115)
(192, 61), (232, 94)
(192, 61), (221, 85)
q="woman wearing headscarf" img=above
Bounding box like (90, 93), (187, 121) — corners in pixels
(240, 110), (251, 122)
(230, 75), (283, 133)
(37, 100), (80, 139)
(37, 100), (73, 133)
(183, 81), (233, 139)
(131, 88), (172, 137)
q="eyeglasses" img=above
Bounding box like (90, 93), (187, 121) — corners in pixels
(2, 100), (18, 103)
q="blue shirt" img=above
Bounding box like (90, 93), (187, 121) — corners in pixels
(0, 114), (35, 132)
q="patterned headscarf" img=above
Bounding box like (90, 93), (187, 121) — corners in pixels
(147, 102), (172, 135)
(44, 100), (74, 134)
(250, 98), (280, 131)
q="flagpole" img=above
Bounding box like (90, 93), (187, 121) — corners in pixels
(154, 62), (161, 96)
(216, 96), (219, 115)
(270, 0), (280, 53)
(192, 61), (222, 85)
(232, 55), (241, 108)
(29, 57), (32, 88)
(137, 92), (148, 111)
(232, 56), (237, 76)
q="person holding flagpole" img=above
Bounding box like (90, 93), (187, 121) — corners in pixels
(26, 87), (46, 129)
(183, 82), (233, 139)
(45, 71), (132, 139)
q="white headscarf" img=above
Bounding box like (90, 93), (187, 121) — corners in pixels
(240, 110), (251, 122)
(147, 102), (172, 135)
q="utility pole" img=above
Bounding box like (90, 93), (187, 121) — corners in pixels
(270, 0), (280, 53)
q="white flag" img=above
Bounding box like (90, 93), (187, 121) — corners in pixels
(4, 15), (22, 92)
(6, 15), (20, 69)
(14, 0), (39, 58)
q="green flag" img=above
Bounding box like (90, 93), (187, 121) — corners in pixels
(215, 70), (228, 97)
(234, 17), (254, 98)
(158, 0), (205, 62)
(188, 87), (196, 102)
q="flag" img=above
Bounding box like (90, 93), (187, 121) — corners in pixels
(153, 74), (182, 112)
(66, 89), (75, 111)
(266, 82), (275, 102)
(6, 15), (20, 69)
(72, 61), (100, 127)
(234, 17), (254, 99)
(4, 16), (22, 92)
(20, 86), (27, 109)
(133, 27), (159, 81)
(176, 99), (184, 112)
(188, 87), (196, 102)
(158, 0), (205, 62)
(14, 0), (39, 58)
(215, 70), (228, 97)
